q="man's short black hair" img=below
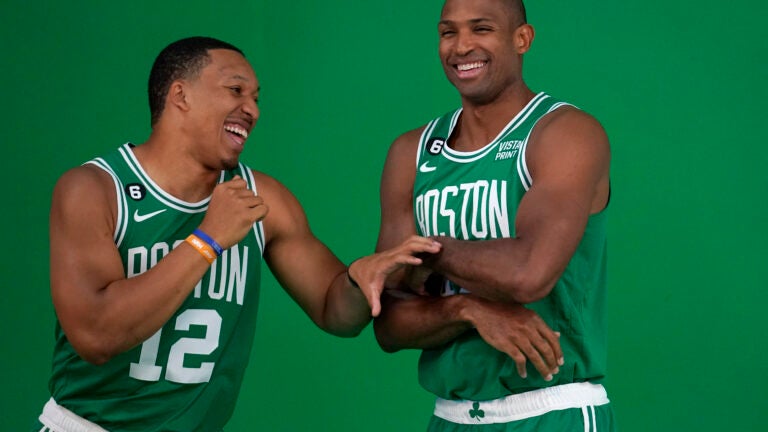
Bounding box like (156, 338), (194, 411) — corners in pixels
(148, 36), (244, 126)
(507, 0), (527, 25)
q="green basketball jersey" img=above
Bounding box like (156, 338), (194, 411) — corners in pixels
(48, 144), (265, 431)
(413, 93), (609, 401)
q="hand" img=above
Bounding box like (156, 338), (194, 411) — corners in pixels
(349, 236), (442, 317)
(465, 297), (563, 381)
(199, 176), (269, 249)
(402, 265), (434, 296)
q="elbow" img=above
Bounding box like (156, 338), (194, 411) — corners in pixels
(376, 337), (400, 354)
(373, 319), (401, 353)
(330, 326), (366, 339)
(65, 327), (123, 365)
(81, 353), (112, 366)
(69, 337), (117, 366)
(321, 317), (369, 338)
(505, 271), (557, 304)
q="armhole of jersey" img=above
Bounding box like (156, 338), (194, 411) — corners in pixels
(85, 159), (128, 247)
(416, 118), (439, 168)
(239, 163), (266, 256)
(516, 102), (574, 191)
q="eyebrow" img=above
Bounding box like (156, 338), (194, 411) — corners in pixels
(439, 17), (494, 26)
(227, 75), (260, 93)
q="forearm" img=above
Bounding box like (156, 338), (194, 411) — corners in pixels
(373, 293), (474, 353)
(59, 243), (213, 364)
(320, 271), (372, 337)
(428, 236), (553, 304)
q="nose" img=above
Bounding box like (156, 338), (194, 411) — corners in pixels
(242, 98), (259, 124)
(455, 30), (474, 56)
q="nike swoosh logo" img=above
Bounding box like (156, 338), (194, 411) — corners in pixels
(133, 209), (167, 223)
(419, 161), (437, 173)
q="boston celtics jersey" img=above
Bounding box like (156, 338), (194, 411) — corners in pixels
(47, 143), (265, 431)
(413, 93), (609, 401)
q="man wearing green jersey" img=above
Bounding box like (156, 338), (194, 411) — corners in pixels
(374, 0), (615, 430)
(34, 36), (440, 431)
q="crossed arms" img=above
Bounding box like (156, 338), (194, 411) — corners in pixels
(373, 106), (610, 380)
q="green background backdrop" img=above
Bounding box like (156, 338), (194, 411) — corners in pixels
(2, 0), (766, 430)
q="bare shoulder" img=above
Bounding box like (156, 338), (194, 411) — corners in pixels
(527, 106), (610, 176)
(526, 105), (611, 212)
(387, 125), (426, 164)
(251, 170), (288, 198)
(50, 163), (120, 261)
(381, 124), (428, 189)
(531, 106), (610, 155)
(55, 163), (114, 195)
(249, 170), (309, 242)
(52, 164), (117, 218)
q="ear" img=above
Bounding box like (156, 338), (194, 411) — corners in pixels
(514, 24), (535, 54)
(167, 80), (191, 113)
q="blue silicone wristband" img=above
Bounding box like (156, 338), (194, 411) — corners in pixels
(192, 228), (223, 256)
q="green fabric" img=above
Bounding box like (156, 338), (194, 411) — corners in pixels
(413, 94), (610, 400)
(45, 144), (265, 432)
(427, 403), (616, 431)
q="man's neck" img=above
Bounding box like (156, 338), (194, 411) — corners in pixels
(133, 131), (221, 203)
(453, 86), (536, 152)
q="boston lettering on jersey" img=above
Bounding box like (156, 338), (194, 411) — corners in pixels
(127, 241), (250, 306)
(415, 179), (510, 240)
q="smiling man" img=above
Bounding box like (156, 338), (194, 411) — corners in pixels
(33, 36), (440, 431)
(374, 0), (615, 430)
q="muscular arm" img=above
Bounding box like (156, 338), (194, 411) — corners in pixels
(426, 107), (611, 304)
(50, 167), (265, 365)
(258, 172), (439, 338)
(372, 113), (601, 378)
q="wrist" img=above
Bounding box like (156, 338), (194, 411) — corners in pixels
(192, 228), (223, 255)
(446, 294), (477, 328)
(346, 258), (362, 290)
(185, 228), (224, 264)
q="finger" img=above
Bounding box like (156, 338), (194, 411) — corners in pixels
(226, 176), (247, 188)
(517, 340), (553, 382)
(360, 282), (382, 318)
(507, 347), (528, 379)
(379, 254), (423, 273)
(369, 293), (381, 318)
(247, 203), (269, 220)
(233, 190), (260, 200)
(539, 328), (564, 368)
(530, 331), (557, 372)
(403, 238), (442, 254)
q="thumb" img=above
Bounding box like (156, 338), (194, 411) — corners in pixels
(362, 282), (382, 317)
(369, 294), (381, 318)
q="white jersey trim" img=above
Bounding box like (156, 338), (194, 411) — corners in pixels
(118, 144), (211, 213)
(240, 165), (265, 255)
(416, 118), (440, 167)
(85, 158), (128, 247)
(442, 92), (549, 164)
(516, 101), (574, 191)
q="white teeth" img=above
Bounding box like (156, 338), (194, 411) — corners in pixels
(457, 61), (486, 71)
(225, 125), (248, 139)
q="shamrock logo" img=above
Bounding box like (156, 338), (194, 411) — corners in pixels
(469, 402), (485, 421)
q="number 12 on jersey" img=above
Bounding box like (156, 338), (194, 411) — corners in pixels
(129, 309), (222, 384)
